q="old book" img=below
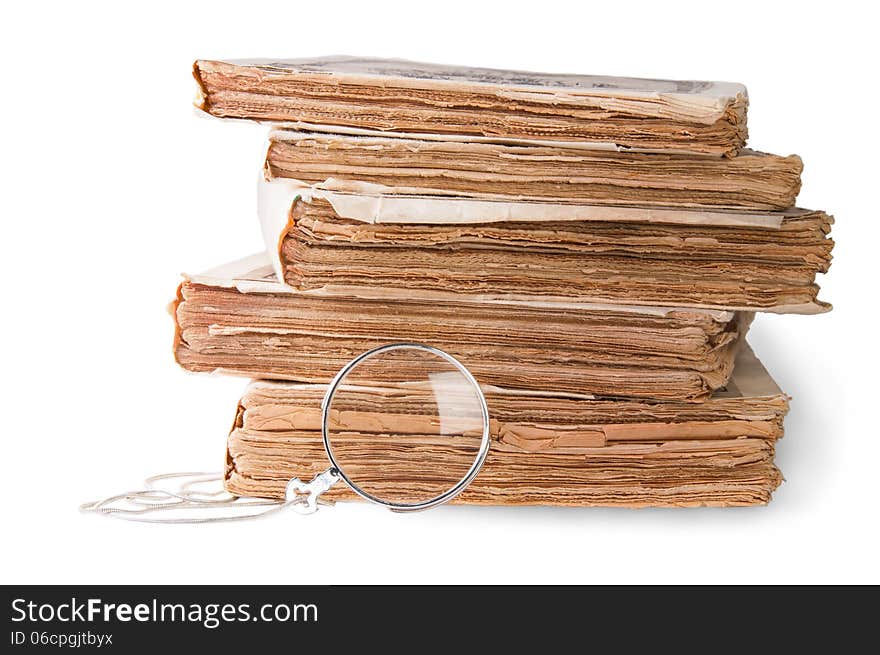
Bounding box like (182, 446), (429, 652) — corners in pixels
(259, 179), (833, 314)
(193, 57), (748, 156)
(267, 128), (801, 210)
(225, 344), (787, 507)
(173, 254), (750, 402)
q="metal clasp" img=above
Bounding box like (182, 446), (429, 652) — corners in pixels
(285, 468), (341, 514)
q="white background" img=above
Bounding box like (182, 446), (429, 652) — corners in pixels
(1, 1), (876, 584)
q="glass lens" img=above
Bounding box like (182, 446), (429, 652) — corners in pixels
(323, 345), (488, 508)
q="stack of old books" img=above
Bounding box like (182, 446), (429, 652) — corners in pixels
(174, 57), (834, 507)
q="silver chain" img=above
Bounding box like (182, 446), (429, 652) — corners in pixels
(79, 472), (310, 524)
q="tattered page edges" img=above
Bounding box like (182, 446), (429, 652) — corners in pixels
(225, 345), (787, 507)
(174, 253), (749, 401)
(266, 128), (802, 210)
(194, 57), (747, 156)
(258, 177), (832, 314)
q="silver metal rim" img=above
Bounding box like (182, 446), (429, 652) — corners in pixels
(320, 343), (491, 512)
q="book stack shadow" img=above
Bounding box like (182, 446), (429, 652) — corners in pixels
(173, 57), (833, 507)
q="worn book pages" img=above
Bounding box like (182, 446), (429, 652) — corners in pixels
(258, 178), (833, 314)
(194, 57), (748, 156)
(225, 344), (787, 507)
(267, 129), (801, 210)
(173, 255), (750, 402)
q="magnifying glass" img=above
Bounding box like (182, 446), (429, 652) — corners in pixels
(80, 343), (491, 522)
(289, 343), (491, 513)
